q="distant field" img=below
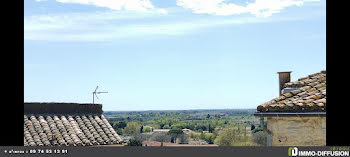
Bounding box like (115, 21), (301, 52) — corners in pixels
(104, 109), (262, 146)
(105, 108), (260, 131)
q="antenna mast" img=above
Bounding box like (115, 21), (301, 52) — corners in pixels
(92, 86), (108, 104)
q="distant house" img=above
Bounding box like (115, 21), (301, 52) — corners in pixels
(153, 129), (171, 133)
(254, 70), (326, 146)
(182, 128), (192, 134)
(24, 102), (123, 146)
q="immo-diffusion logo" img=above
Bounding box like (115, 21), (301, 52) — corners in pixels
(288, 147), (350, 157)
(289, 147), (298, 156)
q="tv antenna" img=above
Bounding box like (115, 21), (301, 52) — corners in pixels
(92, 86), (108, 104)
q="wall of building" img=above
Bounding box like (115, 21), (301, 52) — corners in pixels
(267, 116), (326, 146)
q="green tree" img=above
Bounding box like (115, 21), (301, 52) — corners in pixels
(163, 124), (170, 129)
(127, 139), (142, 146)
(167, 128), (184, 143)
(143, 126), (151, 133)
(205, 134), (215, 144)
(252, 131), (267, 146)
(201, 125), (207, 131)
(171, 122), (186, 129)
(206, 114), (210, 119)
(117, 121), (127, 129)
(189, 132), (195, 138)
(200, 132), (206, 140)
(214, 124), (251, 146)
(208, 123), (211, 133)
(251, 124), (255, 131)
(116, 128), (123, 135)
(124, 122), (141, 135)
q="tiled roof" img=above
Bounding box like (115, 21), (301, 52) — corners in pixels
(257, 70), (326, 112)
(24, 114), (122, 146)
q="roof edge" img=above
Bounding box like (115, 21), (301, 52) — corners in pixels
(254, 112), (326, 117)
(24, 102), (103, 115)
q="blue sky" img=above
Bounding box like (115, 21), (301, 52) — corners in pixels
(24, 0), (326, 111)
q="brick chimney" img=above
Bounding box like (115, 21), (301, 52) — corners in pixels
(277, 71), (292, 96)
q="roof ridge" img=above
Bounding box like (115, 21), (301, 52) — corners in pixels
(257, 70), (326, 113)
(283, 70), (326, 88)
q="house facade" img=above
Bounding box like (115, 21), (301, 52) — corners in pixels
(254, 70), (326, 146)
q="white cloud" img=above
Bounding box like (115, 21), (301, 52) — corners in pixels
(177, 0), (320, 17)
(53, 0), (167, 13)
(24, 0), (324, 42)
(24, 7), (322, 42)
(24, 11), (174, 41)
(24, 10), (278, 42)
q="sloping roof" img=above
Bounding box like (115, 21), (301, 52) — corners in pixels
(257, 70), (326, 112)
(24, 114), (122, 146)
(23, 103), (122, 146)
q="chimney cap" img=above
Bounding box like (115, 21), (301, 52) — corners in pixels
(277, 71), (292, 74)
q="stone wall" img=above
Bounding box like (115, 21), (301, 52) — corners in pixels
(267, 116), (326, 146)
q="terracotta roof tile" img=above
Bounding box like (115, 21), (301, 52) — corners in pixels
(24, 114), (122, 146)
(257, 70), (326, 112)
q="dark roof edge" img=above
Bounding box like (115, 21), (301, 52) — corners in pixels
(24, 102), (103, 115)
(24, 102), (102, 105)
(253, 112), (326, 117)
